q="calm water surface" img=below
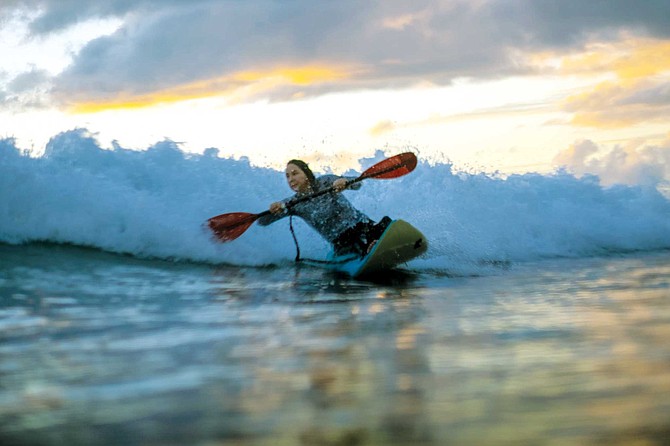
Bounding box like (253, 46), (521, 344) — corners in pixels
(1, 244), (669, 445)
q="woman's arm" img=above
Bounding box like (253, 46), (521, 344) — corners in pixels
(330, 175), (362, 192)
(257, 201), (289, 226)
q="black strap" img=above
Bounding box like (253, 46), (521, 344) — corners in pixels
(289, 214), (301, 262)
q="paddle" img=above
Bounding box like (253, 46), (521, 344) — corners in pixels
(207, 152), (417, 242)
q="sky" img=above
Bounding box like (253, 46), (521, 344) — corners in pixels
(1, 0), (670, 186)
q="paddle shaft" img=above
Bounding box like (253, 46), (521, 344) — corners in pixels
(219, 174), (371, 227)
(207, 152), (417, 242)
(288, 168), (385, 208)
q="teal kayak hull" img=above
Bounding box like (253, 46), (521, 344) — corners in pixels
(314, 219), (428, 278)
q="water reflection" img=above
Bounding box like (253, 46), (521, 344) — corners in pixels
(204, 285), (433, 445)
(1, 245), (670, 445)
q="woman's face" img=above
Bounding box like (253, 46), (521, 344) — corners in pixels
(285, 163), (311, 193)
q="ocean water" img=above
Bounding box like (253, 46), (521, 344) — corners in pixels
(1, 130), (670, 445)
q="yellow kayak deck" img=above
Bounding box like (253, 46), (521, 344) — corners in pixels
(324, 219), (428, 278)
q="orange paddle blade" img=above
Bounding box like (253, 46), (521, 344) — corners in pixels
(207, 212), (260, 242)
(361, 152), (417, 179)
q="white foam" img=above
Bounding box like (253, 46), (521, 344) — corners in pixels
(2, 130), (669, 270)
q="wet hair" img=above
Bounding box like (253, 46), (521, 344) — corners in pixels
(287, 159), (316, 188)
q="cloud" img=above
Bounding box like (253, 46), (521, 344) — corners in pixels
(370, 120), (396, 136)
(3, 0), (165, 34)
(2, 0), (670, 110)
(67, 64), (352, 112)
(553, 136), (670, 187)
(621, 81), (670, 106)
(8, 67), (50, 93)
(559, 39), (670, 128)
(0, 67), (52, 108)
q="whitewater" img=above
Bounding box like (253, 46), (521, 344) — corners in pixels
(2, 129), (670, 445)
(2, 129), (669, 273)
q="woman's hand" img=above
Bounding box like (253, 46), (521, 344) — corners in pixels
(269, 202), (285, 214)
(333, 178), (348, 192)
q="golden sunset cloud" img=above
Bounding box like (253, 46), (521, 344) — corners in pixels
(559, 38), (670, 128)
(69, 64), (351, 114)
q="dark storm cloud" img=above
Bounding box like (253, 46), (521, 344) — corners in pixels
(3, 0), (670, 102)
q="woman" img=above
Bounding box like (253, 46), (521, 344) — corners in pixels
(257, 159), (390, 256)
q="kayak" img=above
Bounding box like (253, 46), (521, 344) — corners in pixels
(307, 219), (428, 278)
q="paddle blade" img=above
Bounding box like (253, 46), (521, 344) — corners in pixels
(207, 212), (259, 242)
(361, 152), (417, 180)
